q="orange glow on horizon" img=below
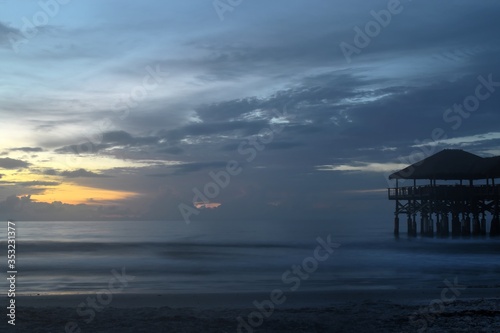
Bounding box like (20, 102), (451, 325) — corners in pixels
(30, 183), (140, 205)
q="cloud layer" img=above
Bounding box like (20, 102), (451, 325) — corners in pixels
(1, 0), (499, 221)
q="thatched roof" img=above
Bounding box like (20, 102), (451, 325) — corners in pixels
(479, 156), (500, 176)
(389, 149), (500, 180)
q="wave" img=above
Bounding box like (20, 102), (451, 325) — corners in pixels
(0, 239), (310, 253)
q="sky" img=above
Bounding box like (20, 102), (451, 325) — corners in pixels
(0, 0), (500, 222)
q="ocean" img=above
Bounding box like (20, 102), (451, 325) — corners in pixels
(2, 220), (500, 296)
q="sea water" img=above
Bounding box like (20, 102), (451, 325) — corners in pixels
(1, 219), (499, 295)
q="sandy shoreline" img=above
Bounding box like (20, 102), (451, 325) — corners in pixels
(1, 289), (499, 332)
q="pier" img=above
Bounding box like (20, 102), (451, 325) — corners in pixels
(388, 149), (500, 237)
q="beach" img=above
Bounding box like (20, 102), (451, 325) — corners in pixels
(2, 290), (499, 332)
(2, 221), (500, 332)
(2, 0), (500, 330)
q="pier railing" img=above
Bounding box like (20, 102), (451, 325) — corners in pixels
(388, 185), (499, 200)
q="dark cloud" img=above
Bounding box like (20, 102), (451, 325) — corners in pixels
(221, 141), (301, 151)
(101, 130), (157, 145)
(172, 161), (228, 174)
(266, 142), (302, 150)
(54, 131), (158, 155)
(54, 142), (108, 155)
(61, 169), (111, 178)
(195, 98), (261, 122)
(160, 120), (269, 143)
(0, 157), (30, 169)
(35, 167), (102, 178)
(0, 22), (19, 47)
(331, 2), (500, 63)
(147, 161), (229, 177)
(42, 168), (59, 176)
(157, 146), (184, 155)
(0, 195), (135, 221)
(102, 130), (133, 143)
(0, 180), (59, 187)
(2, 1), (500, 222)
(10, 147), (44, 152)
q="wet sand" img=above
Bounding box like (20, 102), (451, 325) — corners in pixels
(2, 289), (499, 332)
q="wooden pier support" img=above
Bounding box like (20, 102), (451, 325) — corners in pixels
(472, 215), (481, 236)
(436, 213), (441, 236)
(422, 215), (428, 236)
(387, 149), (500, 239)
(490, 215), (500, 237)
(452, 213), (461, 237)
(441, 213), (449, 237)
(422, 215), (434, 237)
(407, 216), (416, 237)
(480, 215), (487, 236)
(394, 216), (399, 237)
(462, 215), (471, 237)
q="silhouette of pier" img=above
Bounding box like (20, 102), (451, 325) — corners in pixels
(388, 149), (500, 237)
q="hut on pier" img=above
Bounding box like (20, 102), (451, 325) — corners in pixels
(388, 149), (500, 237)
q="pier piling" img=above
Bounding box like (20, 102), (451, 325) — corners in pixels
(387, 149), (500, 239)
